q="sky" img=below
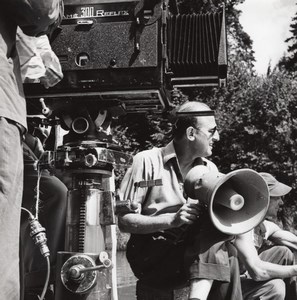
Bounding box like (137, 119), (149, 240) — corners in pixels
(236, 0), (296, 75)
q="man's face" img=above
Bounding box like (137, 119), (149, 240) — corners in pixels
(192, 116), (220, 157)
(266, 196), (284, 219)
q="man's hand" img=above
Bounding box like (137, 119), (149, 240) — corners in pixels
(172, 202), (202, 227)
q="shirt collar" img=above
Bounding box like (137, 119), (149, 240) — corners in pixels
(163, 141), (177, 164)
(162, 140), (206, 167)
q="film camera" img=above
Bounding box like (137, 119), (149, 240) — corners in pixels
(25, 0), (227, 116)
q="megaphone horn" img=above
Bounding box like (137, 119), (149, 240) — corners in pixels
(184, 166), (269, 235)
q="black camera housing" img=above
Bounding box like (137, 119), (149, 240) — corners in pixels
(25, 0), (227, 115)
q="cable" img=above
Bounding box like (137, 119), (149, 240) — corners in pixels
(34, 165), (42, 219)
(21, 208), (51, 300)
(21, 207), (34, 219)
(22, 148), (51, 299)
(29, 217), (50, 258)
(28, 216), (51, 300)
(38, 256), (51, 300)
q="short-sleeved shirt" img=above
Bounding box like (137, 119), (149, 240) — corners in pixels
(121, 142), (234, 285)
(252, 219), (281, 249)
(120, 141), (218, 216)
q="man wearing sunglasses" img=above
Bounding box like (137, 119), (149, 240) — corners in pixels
(118, 101), (243, 300)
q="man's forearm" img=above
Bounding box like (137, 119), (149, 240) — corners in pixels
(271, 230), (297, 251)
(249, 260), (297, 281)
(277, 240), (297, 251)
(118, 213), (177, 234)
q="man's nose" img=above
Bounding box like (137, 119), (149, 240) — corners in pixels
(213, 130), (220, 141)
(279, 198), (284, 206)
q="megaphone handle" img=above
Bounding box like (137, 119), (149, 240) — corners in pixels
(167, 200), (208, 243)
(177, 224), (189, 237)
(163, 224), (189, 244)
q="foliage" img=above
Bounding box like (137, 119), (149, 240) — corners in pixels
(278, 3), (297, 73)
(225, 0), (255, 72)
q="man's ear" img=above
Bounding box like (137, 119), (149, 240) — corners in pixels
(186, 127), (195, 141)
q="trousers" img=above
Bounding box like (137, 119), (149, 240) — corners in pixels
(0, 117), (24, 300)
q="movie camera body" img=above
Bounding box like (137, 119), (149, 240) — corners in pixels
(25, 0), (227, 116)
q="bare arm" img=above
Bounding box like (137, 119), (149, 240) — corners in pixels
(234, 233), (297, 281)
(118, 203), (200, 234)
(270, 231), (297, 251)
(266, 220), (297, 251)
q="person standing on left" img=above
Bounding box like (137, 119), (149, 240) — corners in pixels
(0, 1), (63, 299)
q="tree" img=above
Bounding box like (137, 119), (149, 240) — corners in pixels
(278, 3), (297, 73)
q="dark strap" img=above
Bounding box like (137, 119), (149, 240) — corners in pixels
(134, 179), (163, 188)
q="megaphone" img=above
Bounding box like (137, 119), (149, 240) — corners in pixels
(184, 166), (269, 235)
